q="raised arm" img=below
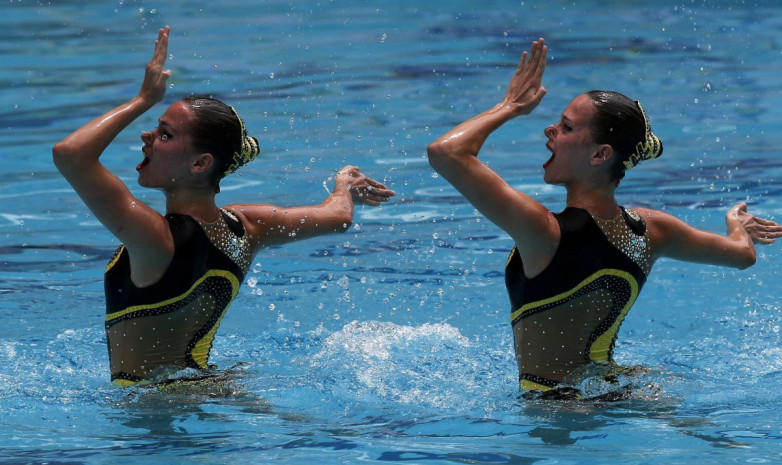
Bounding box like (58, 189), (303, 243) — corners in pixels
(52, 27), (173, 286)
(228, 165), (394, 252)
(426, 38), (558, 276)
(644, 203), (782, 269)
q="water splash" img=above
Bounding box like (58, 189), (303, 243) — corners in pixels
(309, 320), (516, 412)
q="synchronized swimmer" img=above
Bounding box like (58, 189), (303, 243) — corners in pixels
(53, 26), (394, 386)
(428, 38), (782, 396)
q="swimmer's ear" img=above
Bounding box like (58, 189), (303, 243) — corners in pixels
(191, 153), (214, 175)
(590, 144), (613, 166)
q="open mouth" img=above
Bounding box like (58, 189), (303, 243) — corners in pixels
(136, 156), (150, 171)
(543, 144), (555, 168)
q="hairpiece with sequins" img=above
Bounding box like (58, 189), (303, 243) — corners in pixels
(224, 106), (260, 176)
(623, 101), (663, 170)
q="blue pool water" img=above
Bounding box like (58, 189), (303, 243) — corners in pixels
(2, 0), (782, 463)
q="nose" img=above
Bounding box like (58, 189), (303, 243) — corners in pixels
(544, 125), (556, 138)
(141, 130), (153, 144)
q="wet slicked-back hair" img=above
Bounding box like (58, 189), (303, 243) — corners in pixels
(586, 90), (663, 182)
(182, 96), (242, 192)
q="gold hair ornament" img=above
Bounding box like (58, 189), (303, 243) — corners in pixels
(224, 106), (260, 176)
(623, 101), (662, 170)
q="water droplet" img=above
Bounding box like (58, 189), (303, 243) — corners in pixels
(337, 276), (350, 288)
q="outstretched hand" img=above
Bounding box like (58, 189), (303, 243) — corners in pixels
(728, 203), (782, 245)
(138, 26), (172, 105)
(502, 38), (548, 116)
(336, 165), (395, 206)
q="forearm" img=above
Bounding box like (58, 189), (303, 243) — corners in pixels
(646, 208), (755, 270)
(427, 104), (517, 172)
(237, 166), (390, 249)
(53, 96), (154, 173)
(662, 231), (756, 270)
(54, 27), (170, 175)
(429, 37), (547, 179)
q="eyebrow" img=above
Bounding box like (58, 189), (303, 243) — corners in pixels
(157, 119), (175, 131)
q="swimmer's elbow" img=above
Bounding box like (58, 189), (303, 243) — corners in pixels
(52, 140), (85, 174)
(332, 207), (353, 234)
(52, 141), (66, 162)
(736, 248), (756, 270)
(427, 141), (453, 174)
(338, 217), (353, 233)
(727, 242), (756, 270)
(52, 141), (74, 173)
(427, 141), (442, 165)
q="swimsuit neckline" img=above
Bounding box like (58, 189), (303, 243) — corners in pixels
(587, 206), (625, 223)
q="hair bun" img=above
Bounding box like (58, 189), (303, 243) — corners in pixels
(623, 101), (663, 170)
(224, 107), (260, 176)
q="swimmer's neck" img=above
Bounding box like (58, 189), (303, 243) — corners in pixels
(164, 189), (222, 223)
(565, 185), (620, 220)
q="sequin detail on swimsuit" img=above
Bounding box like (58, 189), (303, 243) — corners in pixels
(196, 209), (251, 271)
(591, 209), (651, 274)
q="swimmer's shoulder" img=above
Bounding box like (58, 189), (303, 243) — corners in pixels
(631, 207), (699, 259)
(631, 207), (685, 232)
(220, 203), (282, 252)
(221, 203), (279, 229)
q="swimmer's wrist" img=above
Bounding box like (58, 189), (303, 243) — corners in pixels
(132, 95), (159, 111)
(329, 177), (352, 198)
(493, 102), (524, 119)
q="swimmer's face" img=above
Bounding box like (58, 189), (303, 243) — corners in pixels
(542, 94), (602, 185)
(137, 101), (201, 189)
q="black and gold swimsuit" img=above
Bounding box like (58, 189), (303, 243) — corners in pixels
(505, 207), (652, 392)
(104, 209), (252, 386)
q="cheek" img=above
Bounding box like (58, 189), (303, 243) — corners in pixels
(576, 130), (595, 146)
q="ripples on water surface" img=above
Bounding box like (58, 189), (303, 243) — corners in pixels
(2, 1), (782, 463)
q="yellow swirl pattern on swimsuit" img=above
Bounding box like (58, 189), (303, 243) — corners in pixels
(105, 269), (239, 324)
(513, 269), (641, 392)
